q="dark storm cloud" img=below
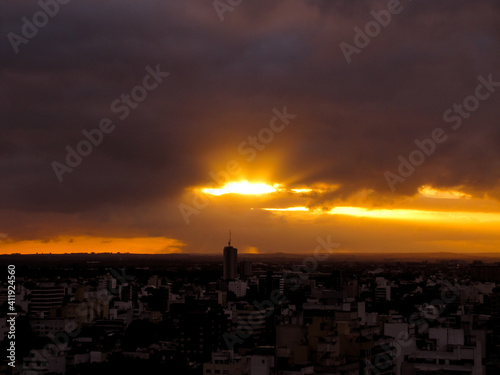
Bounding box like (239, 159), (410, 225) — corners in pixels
(0, 0), (499, 230)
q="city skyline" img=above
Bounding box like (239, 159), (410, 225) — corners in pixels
(3, 253), (499, 374)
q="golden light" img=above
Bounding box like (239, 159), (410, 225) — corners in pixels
(262, 207), (310, 212)
(418, 185), (472, 199)
(202, 181), (278, 196)
(328, 207), (440, 221)
(261, 206), (500, 225)
(291, 188), (314, 193)
(0, 236), (185, 255)
(245, 246), (260, 254)
(289, 184), (330, 194)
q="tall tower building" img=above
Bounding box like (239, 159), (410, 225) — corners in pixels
(223, 232), (238, 280)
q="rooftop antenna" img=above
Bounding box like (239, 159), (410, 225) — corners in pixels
(228, 230), (231, 246)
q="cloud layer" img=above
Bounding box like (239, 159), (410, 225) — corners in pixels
(1, 0), (499, 252)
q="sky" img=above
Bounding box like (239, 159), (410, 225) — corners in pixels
(1, 0), (500, 255)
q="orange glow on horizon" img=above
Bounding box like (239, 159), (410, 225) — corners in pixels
(244, 246), (260, 254)
(0, 236), (185, 255)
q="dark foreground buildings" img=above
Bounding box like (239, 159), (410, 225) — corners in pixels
(2, 252), (500, 374)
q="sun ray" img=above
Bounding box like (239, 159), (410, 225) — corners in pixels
(202, 181), (278, 196)
(260, 206), (500, 225)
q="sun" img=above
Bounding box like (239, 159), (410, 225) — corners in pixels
(202, 181), (278, 196)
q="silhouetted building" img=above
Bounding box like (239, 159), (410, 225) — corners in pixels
(223, 238), (238, 280)
(120, 283), (139, 305)
(470, 264), (500, 282)
(331, 269), (343, 291)
(30, 285), (65, 316)
(240, 259), (253, 280)
(172, 302), (229, 362)
(259, 271), (284, 299)
(146, 286), (170, 312)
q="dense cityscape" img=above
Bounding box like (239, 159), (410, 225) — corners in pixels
(2, 242), (500, 375)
